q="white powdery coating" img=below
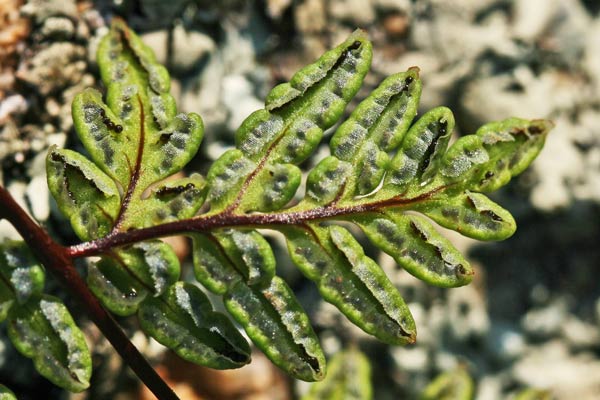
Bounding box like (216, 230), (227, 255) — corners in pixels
(442, 147), (489, 178)
(174, 285), (204, 328)
(3, 250), (21, 268)
(208, 156), (255, 201)
(87, 264), (143, 309)
(481, 130), (514, 145)
(240, 116), (284, 157)
(121, 84), (138, 99)
(40, 299), (88, 383)
(138, 243), (170, 294)
(10, 268), (33, 303)
(231, 231), (261, 282)
(143, 303), (217, 361)
(278, 307), (315, 357)
(331, 228), (405, 327)
(150, 94), (167, 125)
(443, 153), (471, 177)
(334, 123), (368, 160)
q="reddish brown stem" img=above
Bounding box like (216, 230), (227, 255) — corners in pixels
(67, 186), (444, 258)
(0, 186), (179, 400)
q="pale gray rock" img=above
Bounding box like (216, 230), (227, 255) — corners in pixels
(20, 0), (77, 23)
(561, 316), (600, 350)
(0, 121), (26, 160)
(220, 23), (259, 75)
(476, 375), (505, 400)
(583, 20), (600, 92)
(295, 0), (327, 35)
(86, 26), (109, 65)
(39, 16), (75, 40)
(266, 0), (292, 19)
(447, 285), (490, 340)
(529, 116), (586, 210)
(410, 1), (514, 61)
(459, 66), (583, 130)
(391, 345), (429, 373)
(180, 52), (228, 142)
(16, 42), (86, 95)
(141, 25), (215, 74)
(25, 175), (49, 222)
(58, 74), (96, 133)
(0, 95), (27, 125)
(522, 298), (568, 339)
(512, 340), (600, 399)
(221, 74), (263, 132)
(329, 0), (376, 26)
(512, 0), (560, 41)
(372, 0), (411, 13)
(423, 0), (499, 20)
(529, 107), (600, 210)
(486, 322), (526, 363)
(0, 182), (28, 241)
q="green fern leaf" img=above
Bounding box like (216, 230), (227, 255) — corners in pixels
(0, 242), (92, 392)
(301, 348), (372, 400)
(192, 230), (324, 380)
(420, 366), (474, 400)
(47, 19), (249, 369)
(0, 241), (45, 320)
(49, 19), (551, 382)
(204, 29), (372, 214)
(7, 295), (92, 392)
(514, 388), (552, 400)
(138, 282), (251, 368)
(0, 384), (17, 400)
(193, 27), (549, 373)
(87, 240), (180, 316)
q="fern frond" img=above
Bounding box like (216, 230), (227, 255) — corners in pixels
(47, 20), (551, 382)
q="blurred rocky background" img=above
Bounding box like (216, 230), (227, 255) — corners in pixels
(1, 0), (599, 399)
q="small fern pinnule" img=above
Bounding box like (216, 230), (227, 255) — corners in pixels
(46, 19), (250, 370)
(0, 18), (552, 397)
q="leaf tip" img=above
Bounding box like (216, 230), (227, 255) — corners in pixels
(407, 65), (421, 76)
(528, 118), (554, 136)
(456, 264), (474, 285)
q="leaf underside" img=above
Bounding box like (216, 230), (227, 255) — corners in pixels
(47, 19), (551, 382)
(47, 18), (251, 374)
(7, 295), (92, 392)
(0, 242), (92, 392)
